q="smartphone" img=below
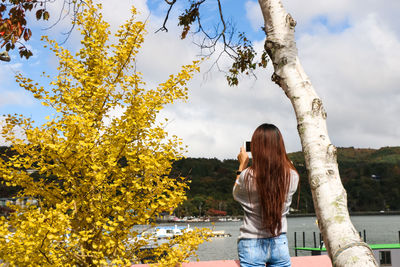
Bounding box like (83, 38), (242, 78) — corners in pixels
(245, 141), (251, 152)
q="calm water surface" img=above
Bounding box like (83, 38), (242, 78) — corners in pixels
(176, 215), (400, 261)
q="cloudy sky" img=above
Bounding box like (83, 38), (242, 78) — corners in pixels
(0, 0), (399, 159)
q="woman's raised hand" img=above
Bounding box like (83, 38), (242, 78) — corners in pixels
(237, 146), (249, 171)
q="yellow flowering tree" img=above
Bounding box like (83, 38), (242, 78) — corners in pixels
(0, 2), (208, 266)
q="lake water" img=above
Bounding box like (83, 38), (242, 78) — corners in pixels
(170, 215), (400, 261)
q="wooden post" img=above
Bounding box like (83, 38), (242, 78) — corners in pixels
(313, 232), (317, 248)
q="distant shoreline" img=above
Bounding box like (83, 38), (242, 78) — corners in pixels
(288, 211), (400, 217)
(158, 211), (400, 223)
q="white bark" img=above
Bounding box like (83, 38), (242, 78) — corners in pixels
(257, 0), (378, 266)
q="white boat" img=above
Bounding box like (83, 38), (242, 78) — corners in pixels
(151, 224), (193, 239)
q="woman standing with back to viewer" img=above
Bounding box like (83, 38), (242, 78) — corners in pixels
(233, 123), (299, 267)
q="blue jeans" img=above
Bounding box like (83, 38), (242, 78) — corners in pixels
(237, 234), (291, 267)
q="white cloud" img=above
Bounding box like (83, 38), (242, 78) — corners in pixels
(142, 0), (400, 159)
(246, 0), (400, 36)
(94, 0), (400, 159)
(0, 90), (35, 107)
(0, 63), (20, 85)
(102, 105), (126, 128)
(297, 11), (400, 151)
(0, 117), (26, 146)
(2, 0), (399, 159)
(245, 1), (264, 31)
(139, 34), (300, 158)
(0, 117), (10, 146)
(282, 0), (353, 26)
(98, 0), (150, 31)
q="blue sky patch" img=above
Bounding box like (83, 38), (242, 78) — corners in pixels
(310, 15), (351, 34)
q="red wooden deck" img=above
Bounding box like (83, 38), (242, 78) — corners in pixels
(131, 255), (332, 266)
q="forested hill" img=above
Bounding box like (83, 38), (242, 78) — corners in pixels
(1, 146), (399, 216)
(169, 146), (400, 216)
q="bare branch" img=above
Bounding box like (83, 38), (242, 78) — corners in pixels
(57, 0), (86, 46)
(155, 0), (176, 33)
(156, 0), (268, 86)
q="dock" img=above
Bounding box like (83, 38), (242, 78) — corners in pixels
(211, 230), (232, 238)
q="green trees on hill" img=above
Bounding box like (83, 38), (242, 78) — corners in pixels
(1, 146), (399, 215)
(170, 147), (400, 216)
(170, 158), (242, 216)
(338, 147), (400, 211)
(289, 147), (400, 212)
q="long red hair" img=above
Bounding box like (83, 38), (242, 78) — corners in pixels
(246, 123), (297, 236)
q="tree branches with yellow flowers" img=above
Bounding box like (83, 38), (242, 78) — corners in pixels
(0, 1), (210, 266)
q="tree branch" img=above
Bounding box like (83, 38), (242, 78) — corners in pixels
(155, 0), (177, 33)
(157, 0), (267, 86)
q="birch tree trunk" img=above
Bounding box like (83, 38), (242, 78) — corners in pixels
(257, 0), (378, 266)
